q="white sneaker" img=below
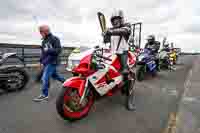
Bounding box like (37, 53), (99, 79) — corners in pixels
(33, 95), (48, 102)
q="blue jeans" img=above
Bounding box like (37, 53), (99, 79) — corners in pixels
(42, 64), (65, 96)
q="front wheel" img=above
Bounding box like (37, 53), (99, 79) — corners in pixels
(3, 68), (29, 92)
(56, 87), (94, 121)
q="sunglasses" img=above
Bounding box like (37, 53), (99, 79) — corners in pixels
(39, 30), (45, 33)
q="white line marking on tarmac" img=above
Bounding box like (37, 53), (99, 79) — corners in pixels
(182, 97), (200, 104)
(161, 88), (178, 97)
(162, 56), (196, 133)
(168, 90), (178, 96)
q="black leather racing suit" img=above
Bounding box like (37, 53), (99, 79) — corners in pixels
(144, 41), (161, 70)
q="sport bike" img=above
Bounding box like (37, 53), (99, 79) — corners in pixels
(56, 46), (137, 121)
(169, 49), (177, 65)
(159, 50), (175, 70)
(136, 48), (158, 81)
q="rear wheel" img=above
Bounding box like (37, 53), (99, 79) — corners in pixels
(151, 70), (157, 77)
(160, 59), (169, 70)
(56, 87), (94, 121)
(136, 65), (145, 81)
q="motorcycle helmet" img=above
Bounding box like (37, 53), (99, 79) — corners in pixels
(147, 35), (155, 43)
(110, 10), (124, 25)
(163, 42), (169, 48)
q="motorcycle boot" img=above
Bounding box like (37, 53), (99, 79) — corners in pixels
(125, 75), (136, 111)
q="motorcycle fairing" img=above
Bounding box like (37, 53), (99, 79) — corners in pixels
(88, 61), (122, 96)
(63, 77), (86, 96)
(146, 60), (156, 71)
(128, 51), (137, 67)
(64, 50), (136, 96)
(88, 51), (135, 96)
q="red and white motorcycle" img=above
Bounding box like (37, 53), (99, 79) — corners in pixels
(56, 46), (137, 121)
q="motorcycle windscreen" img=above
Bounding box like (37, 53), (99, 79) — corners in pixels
(146, 60), (157, 71)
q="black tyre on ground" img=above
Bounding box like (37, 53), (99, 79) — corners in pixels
(56, 87), (94, 122)
(2, 68), (29, 92)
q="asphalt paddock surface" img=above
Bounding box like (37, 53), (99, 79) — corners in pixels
(0, 55), (196, 133)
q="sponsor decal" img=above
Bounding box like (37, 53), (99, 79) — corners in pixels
(92, 76), (97, 80)
(97, 82), (107, 88)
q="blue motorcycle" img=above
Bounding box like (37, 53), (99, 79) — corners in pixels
(136, 48), (158, 81)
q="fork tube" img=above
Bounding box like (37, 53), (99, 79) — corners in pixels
(79, 78), (89, 104)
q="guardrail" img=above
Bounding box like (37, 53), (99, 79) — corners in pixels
(180, 52), (200, 55)
(0, 43), (75, 66)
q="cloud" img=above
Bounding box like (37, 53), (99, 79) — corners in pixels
(184, 16), (200, 34)
(0, 0), (199, 51)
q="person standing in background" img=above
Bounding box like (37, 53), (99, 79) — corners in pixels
(33, 25), (65, 102)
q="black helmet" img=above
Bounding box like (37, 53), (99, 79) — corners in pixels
(163, 42), (169, 48)
(147, 35), (155, 43)
(110, 10), (124, 23)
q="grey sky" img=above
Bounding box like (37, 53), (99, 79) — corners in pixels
(0, 0), (199, 51)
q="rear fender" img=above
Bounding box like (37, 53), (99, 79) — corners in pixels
(63, 77), (86, 96)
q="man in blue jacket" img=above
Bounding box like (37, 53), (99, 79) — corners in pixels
(33, 25), (65, 102)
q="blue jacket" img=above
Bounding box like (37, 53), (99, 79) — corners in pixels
(40, 33), (62, 65)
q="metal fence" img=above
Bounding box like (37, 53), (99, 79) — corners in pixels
(0, 43), (75, 66)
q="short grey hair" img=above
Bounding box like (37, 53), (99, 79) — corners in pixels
(39, 25), (50, 32)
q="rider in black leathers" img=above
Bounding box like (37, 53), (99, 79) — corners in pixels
(144, 35), (161, 70)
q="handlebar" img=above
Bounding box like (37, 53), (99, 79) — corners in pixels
(95, 54), (112, 61)
(93, 47), (112, 61)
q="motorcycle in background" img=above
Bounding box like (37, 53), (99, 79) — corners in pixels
(0, 52), (29, 92)
(159, 50), (176, 71)
(169, 49), (177, 65)
(159, 50), (171, 70)
(136, 48), (158, 81)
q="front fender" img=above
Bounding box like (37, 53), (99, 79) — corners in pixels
(63, 77), (86, 96)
